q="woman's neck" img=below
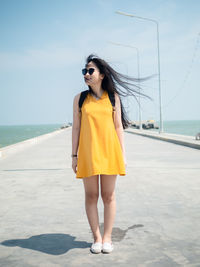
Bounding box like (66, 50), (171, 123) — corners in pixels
(90, 86), (104, 98)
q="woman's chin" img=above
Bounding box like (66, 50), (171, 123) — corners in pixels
(85, 81), (92, 85)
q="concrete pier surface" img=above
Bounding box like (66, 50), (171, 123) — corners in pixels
(0, 127), (200, 267)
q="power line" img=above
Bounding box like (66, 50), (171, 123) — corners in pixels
(162, 32), (200, 109)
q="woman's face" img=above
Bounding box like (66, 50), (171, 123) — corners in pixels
(83, 61), (104, 86)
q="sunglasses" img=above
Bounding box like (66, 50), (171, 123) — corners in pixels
(82, 68), (95, 76)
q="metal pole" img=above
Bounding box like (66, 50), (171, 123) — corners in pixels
(136, 49), (142, 130)
(115, 11), (164, 133)
(108, 41), (142, 129)
(156, 22), (163, 133)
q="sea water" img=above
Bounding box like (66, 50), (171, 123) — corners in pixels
(152, 120), (200, 137)
(0, 124), (62, 148)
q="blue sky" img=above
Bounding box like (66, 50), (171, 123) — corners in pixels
(0, 0), (200, 125)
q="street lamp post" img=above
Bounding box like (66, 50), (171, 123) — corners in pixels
(116, 11), (164, 133)
(108, 41), (142, 130)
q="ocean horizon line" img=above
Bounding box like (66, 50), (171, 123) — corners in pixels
(0, 119), (200, 126)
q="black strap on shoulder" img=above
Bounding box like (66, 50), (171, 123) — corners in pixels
(108, 91), (116, 123)
(107, 90), (115, 108)
(78, 90), (89, 112)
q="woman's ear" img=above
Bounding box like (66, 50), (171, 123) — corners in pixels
(100, 73), (105, 80)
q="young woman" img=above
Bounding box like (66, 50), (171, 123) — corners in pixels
(71, 54), (152, 254)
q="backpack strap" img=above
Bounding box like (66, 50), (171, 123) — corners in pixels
(108, 91), (116, 124)
(78, 90), (89, 113)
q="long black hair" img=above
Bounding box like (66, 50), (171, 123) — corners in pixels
(85, 54), (154, 129)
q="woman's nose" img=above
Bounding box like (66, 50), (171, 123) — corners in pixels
(84, 74), (90, 79)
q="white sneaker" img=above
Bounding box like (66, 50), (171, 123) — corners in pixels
(90, 242), (102, 254)
(102, 242), (114, 253)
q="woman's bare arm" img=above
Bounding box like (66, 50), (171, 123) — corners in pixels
(72, 93), (81, 155)
(71, 93), (81, 173)
(114, 93), (126, 164)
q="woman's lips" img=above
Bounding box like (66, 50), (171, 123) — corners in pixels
(85, 78), (91, 82)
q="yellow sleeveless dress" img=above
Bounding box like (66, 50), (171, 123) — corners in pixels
(76, 90), (126, 178)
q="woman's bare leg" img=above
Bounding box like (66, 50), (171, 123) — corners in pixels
(82, 175), (102, 243)
(100, 174), (117, 243)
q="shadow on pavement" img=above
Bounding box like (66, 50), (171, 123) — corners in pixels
(1, 233), (91, 255)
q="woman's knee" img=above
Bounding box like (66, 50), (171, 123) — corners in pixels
(101, 191), (115, 204)
(83, 175), (99, 203)
(85, 191), (99, 203)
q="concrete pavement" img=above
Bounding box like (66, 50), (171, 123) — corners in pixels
(0, 127), (200, 266)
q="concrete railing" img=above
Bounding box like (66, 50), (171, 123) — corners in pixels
(125, 128), (200, 150)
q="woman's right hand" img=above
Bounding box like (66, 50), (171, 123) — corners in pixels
(124, 157), (127, 167)
(72, 157), (78, 174)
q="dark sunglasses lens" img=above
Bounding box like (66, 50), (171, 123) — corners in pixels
(89, 68), (94, 75)
(82, 68), (87, 75)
